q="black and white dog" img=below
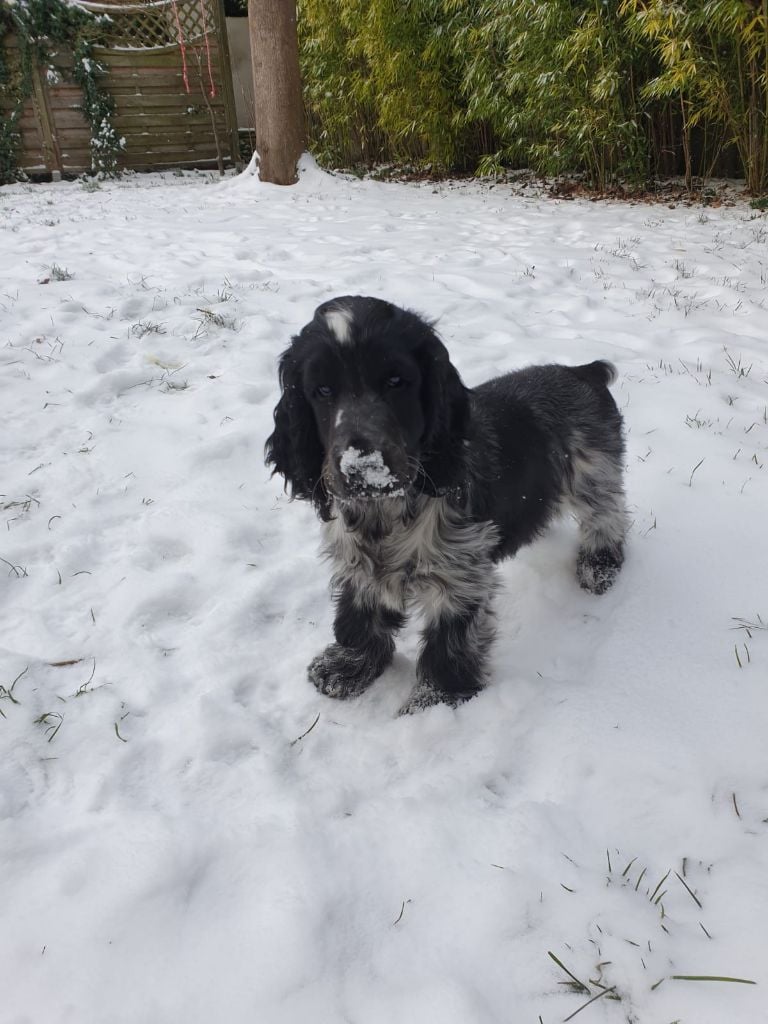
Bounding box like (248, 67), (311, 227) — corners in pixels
(266, 296), (627, 713)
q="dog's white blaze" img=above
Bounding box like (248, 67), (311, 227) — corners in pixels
(324, 306), (354, 345)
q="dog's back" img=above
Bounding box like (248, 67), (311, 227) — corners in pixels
(470, 362), (626, 590)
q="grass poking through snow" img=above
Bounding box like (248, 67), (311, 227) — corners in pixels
(547, 850), (757, 1021)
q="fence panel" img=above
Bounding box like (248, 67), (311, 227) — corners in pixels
(1, 0), (239, 177)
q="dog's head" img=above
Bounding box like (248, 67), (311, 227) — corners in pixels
(265, 296), (469, 519)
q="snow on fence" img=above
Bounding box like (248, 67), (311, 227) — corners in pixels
(2, 0), (239, 177)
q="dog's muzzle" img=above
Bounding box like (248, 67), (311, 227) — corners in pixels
(335, 445), (407, 499)
(327, 399), (412, 500)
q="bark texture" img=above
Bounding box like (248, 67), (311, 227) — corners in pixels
(248, 0), (305, 185)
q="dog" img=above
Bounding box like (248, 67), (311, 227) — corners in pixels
(265, 296), (628, 713)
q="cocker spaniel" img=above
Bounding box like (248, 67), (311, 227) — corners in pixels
(265, 296), (628, 713)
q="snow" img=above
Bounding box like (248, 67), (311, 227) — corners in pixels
(1, 160), (768, 1024)
(339, 446), (402, 493)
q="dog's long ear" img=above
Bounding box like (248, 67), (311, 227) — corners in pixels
(265, 347), (332, 520)
(417, 332), (471, 495)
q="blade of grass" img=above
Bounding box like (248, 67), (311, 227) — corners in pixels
(548, 952), (590, 994)
(2, 666), (29, 703)
(650, 869), (671, 902)
(290, 712), (320, 746)
(392, 898), (411, 925)
(688, 458), (704, 486)
(674, 871), (703, 909)
(621, 856), (637, 877)
(671, 975), (756, 985)
(563, 986), (617, 1021)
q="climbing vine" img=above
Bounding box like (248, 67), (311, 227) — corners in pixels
(0, 0), (125, 183)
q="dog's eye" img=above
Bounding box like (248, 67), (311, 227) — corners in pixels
(314, 385), (333, 399)
(385, 375), (404, 389)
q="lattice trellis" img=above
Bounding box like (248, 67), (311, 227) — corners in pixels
(79, 0), (214, 50)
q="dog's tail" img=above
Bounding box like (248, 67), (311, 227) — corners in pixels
(571, 359), (618, 389)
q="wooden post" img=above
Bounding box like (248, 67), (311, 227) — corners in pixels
(29, 62), (63, 176)
(211, 0), (242, 169)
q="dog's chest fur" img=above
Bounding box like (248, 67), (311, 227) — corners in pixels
(323, 497), (499, 620)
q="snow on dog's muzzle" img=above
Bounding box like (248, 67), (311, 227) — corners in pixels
(338, 446), (406, 498)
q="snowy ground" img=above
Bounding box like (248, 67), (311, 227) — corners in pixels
(1, 160), (767, 1024)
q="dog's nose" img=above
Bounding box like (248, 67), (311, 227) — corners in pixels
(337, 445), (401, 496)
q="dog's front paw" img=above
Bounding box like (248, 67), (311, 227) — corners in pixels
(577, 546), (623, 595)
(398, 680), (481, 715)
(308, 643), (382, 700)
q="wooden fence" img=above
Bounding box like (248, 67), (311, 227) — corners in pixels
(2, 0), (240, 177)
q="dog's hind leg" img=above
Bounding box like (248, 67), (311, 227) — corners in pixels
(308, 583), (405, 699)
(568, 445), (629, 595)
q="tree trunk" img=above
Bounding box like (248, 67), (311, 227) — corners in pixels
(248, 0), (305, 185)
